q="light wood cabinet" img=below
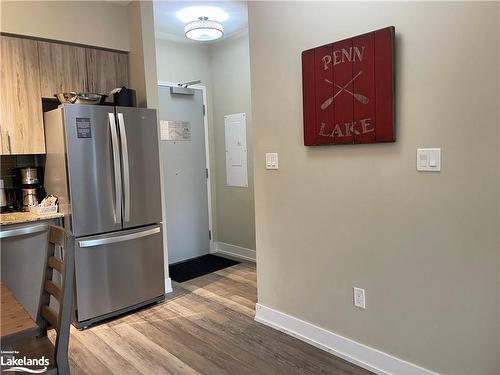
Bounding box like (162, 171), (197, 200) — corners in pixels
(86, 49), (129, 100)
(38, 41), (87, 98)
(0, 36), (45, 155)
(0, 35), (129, 155)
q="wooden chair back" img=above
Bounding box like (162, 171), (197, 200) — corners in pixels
(37, 225), (75, 374)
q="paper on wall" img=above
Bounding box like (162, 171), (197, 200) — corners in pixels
(160, 120), (191, 141)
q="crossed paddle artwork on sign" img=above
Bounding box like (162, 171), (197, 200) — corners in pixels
(320, 71), (369, 110)
(301, 26), (395, 146)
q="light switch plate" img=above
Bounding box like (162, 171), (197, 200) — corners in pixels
(353, 287), (366, 309)
(417, 148), (441, 171)
(265, 153), (278, 169)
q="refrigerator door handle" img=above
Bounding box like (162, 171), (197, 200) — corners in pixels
(78, 227), (160, 248)
(117, 113), (130, 222)
(109, 113), (122, 224)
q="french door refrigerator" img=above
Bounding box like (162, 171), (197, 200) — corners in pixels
(44, 104), (165, 329)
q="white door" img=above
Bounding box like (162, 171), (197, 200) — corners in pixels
(158, 85), (210, 264)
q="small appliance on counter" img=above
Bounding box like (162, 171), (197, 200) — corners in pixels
(21, 187), (38, 210)
(20, 167), (38, 184)
(0, 179), (7, 213)
(12, 167), (46, 211)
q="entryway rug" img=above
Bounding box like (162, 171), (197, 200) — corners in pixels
(169, 254), (240, 283)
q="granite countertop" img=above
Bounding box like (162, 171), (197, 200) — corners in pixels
(0, 212), (65, 226)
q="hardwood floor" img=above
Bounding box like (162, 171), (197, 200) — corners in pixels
(56, 262), (372, 375)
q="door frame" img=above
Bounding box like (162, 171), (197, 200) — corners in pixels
(157, 81), (214, 260)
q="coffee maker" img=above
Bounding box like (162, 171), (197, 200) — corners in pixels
(0, 179), (7, 213)
(13, 167), (46, 211)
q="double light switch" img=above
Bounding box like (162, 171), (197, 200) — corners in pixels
(417, 148), (441, 171)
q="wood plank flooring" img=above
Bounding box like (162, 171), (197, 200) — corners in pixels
(53, 262), (372, 375)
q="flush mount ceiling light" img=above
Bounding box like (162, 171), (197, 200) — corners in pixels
(185, 16), (224, 42)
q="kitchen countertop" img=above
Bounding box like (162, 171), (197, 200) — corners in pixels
(0, 212), (65, 226)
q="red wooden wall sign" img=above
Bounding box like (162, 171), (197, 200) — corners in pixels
(302, 26), (395, 146)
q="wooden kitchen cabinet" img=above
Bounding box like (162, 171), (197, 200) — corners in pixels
(38, 41), (87, 98)
(0, 35), (129, 155)
(86, 48), (129, 99)
(0, 35), (45, 155)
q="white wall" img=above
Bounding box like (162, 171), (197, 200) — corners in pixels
(210, 32), (255, 250)
(155, 38), (212, 86)
(0, 1), (130, 51)
(248, 2), (499, 374)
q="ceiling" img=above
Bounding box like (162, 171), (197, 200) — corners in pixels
(153, 1), (248, 43)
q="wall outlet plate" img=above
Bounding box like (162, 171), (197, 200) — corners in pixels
(353, 287), (366, 309)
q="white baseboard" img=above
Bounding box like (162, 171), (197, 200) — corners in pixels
(213, 242), (256, 262)
(255, 303), (436, 375)
(164, 277), (173, 294)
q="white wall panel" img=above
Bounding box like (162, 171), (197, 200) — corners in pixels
(225, 113), (248, 187)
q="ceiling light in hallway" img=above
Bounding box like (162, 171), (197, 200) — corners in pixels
(185, 17), (224, 41)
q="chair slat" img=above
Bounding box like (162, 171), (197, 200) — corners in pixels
(32, 225), (74, 374)
(47, 256), (65, 274)
(49, 227), (65, 247)
(44, 280), (62, 302)
(41, 305), (59, 332)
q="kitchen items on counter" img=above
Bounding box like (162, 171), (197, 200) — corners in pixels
(28, 195), (58, 215)
(0, 179), (6, 213)
(22, 188), (38, 210)
(11, 167), (46, 211)
(20, 167), (38, 184)
(20, 167), (39, 210)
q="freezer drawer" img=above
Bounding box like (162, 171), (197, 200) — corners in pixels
(75, 225), (164, 323)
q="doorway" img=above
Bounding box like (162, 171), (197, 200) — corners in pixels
(157, 83), (212, 265)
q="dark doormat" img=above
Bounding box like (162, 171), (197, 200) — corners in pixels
(169, 254), (240, 283)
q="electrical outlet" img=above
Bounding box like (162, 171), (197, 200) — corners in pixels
(353, 287), (366, 309)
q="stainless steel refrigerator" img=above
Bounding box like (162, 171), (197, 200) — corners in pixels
(44, 104), (165, 329)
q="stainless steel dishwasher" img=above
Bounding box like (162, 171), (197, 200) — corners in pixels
(0, 221), (56, 319)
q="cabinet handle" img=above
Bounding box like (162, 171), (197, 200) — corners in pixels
(0, 224), (49, 239)
(7, 130), (11, 154)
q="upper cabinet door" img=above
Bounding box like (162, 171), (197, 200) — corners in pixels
(38, 41), (87, 98)
(86, 49), (129, 100)
(0, 36), (45, 155)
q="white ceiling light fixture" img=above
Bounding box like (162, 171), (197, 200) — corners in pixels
(185, 16), (224, 42)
